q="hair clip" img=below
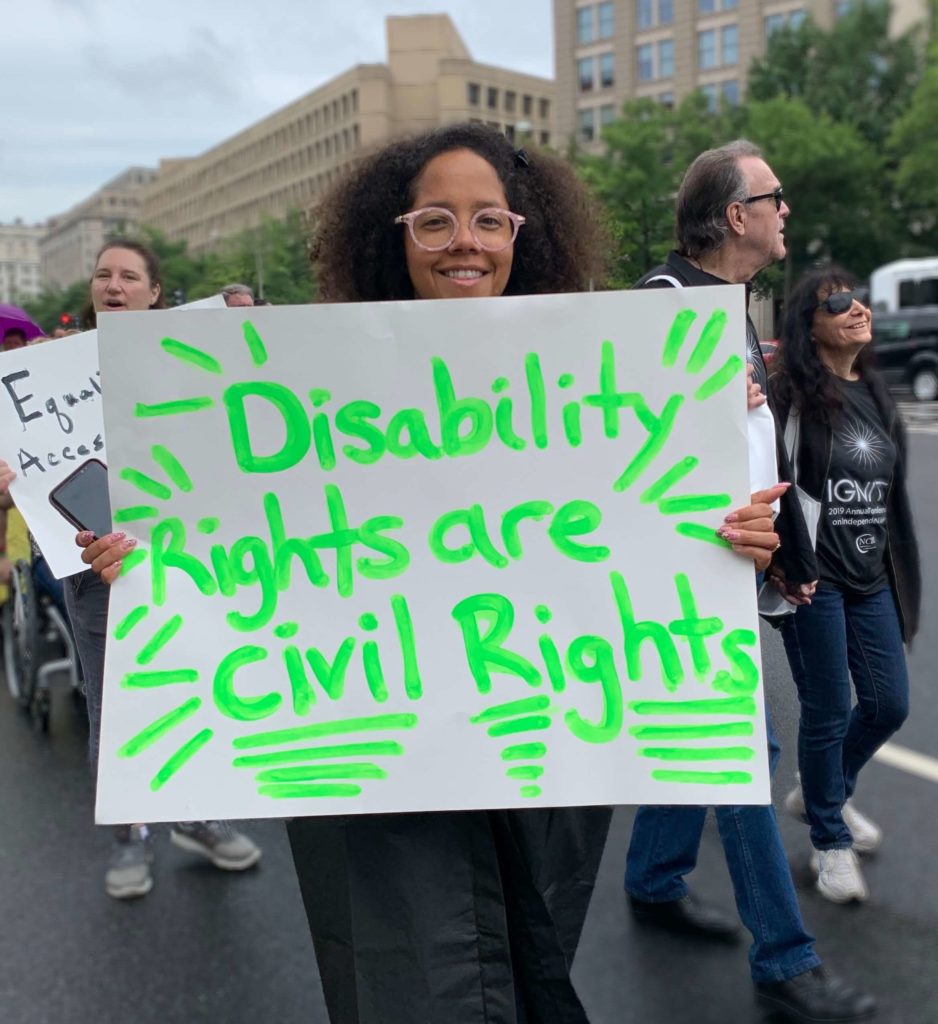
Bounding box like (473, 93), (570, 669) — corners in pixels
(514, 148), (530, 168)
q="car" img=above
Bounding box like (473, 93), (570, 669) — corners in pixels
(871, 309), (938, 402)
(760, 339), (779, 366)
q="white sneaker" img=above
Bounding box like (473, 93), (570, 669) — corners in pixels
(810, 848), (869, 904)
(842, 799), (882, 854)
(785, 779), (881, 855)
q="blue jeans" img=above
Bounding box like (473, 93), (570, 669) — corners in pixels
(781, 586), (909, 850)
(624, 706), (820, 984)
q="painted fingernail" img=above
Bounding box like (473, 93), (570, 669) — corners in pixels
(721, 529), (741, 541)
(121, 537), (137, 550)
(723, 512), (739, 523)
(78, 531), (94, 543)
(111, 531), (126, 542)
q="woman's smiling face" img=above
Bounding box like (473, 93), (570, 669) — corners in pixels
(403, 148), (515, 301)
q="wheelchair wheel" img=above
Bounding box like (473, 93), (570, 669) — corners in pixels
(3, 559), (39, 710)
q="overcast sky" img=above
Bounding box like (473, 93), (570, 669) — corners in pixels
(1, 0), (553, 225)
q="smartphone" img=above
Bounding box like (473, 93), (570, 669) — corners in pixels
(48, 458), (113, 539)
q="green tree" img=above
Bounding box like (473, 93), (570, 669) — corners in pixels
(748, 2), (923, 150)
(889, 0), (938, 252)
(742, 97), (888, 289)
(577, 93), (724, 287)
(22, 279), (89, 334)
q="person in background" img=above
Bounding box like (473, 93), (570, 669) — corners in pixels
(0, 238), (262, 900)
(771, 265), (920, 904)
(624, 141), (876, 1024)
(3, 327), (28, 349)
(221, 282), (255, 307)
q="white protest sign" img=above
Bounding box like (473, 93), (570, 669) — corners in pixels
(0, 294), (227, 577)
(95, 288), (768, 823)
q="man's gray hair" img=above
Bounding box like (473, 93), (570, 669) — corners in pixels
(221, 282), (254, 298)
(676, 140), (763, 259)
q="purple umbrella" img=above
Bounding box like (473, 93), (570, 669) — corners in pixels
(0, 303), (44, 347)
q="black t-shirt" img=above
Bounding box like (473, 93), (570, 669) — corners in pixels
(816, 378), (896, 594)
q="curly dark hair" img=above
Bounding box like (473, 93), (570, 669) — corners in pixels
(81, 237), (167, 328)
(311, 123), (610, 301)
(773, 264), (875, 425)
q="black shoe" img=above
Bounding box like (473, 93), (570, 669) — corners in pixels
(755, 966), (877, 1022)
(627, 892), (740, 943)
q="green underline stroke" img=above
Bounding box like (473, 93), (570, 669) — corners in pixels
(232, 714), (418, 750)
(135, 397), (214, 418)
(471, 696), (551, 723)
(232, 741), (404, 768)
(629, 722), (753, 740)
(258, 783), (362, 799)
(629, 697), (756, 716)
(651, 769), (753, 785)
(501, 742), (548, 761)
(640, 746), (755, 761)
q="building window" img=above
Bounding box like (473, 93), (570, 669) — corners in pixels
(700, 83), (718, 113)
(487, 87), (499, 109)
(722, 79), (739, 105)
(578, 107), (596, 142)
(658, 38), (674, 78)
(505, 124), (516, 142)
(540, 130), (551, 145)
(638, 0), (672, 30)
(600, 52), (615, 88)
(505, 90), (516, 113)
(659, 91), (675, 108)
(698, 0), (715, 13)
(599, 1), (614, 38)
(789, 8), (806, 28)
(579, 57), (595, 91)
(600, 103), (616, 127)
(539, 97), (550, 119)
(467, 83), (480, 106)
(660, 0), (674, 23)
(637, 43), (654, 81)
(721, 24), (738, 65)
(523, 94), (533, 116)
(577, 5), (594, 44)
(698, 29), (717, 69)
(638, 0), (653, 29)
(836, 0), (854, 14)
(722, 0), (738, 7)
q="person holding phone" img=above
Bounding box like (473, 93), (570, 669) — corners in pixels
(0, 239), (261, 900)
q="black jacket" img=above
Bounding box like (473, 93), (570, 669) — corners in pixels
(635, 251), (818, 586)
(770, 370), (921, 642)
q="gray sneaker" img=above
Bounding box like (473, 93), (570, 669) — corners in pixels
(105, 825), (153, 900)
(170, 821), (261, 870)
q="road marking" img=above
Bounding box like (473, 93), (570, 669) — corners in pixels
(874, 741), (938, 784)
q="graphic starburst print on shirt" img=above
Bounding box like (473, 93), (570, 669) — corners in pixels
(840, 420), (886, 470)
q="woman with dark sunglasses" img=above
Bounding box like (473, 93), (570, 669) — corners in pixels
(768, 265), (920, 905)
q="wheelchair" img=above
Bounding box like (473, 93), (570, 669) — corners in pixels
(2, 557), (82, 733)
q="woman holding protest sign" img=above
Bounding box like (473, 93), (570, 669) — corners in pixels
(770, 266), (920, 905)
(75, 126), (783, 1022)
(0, 238), (261, 900)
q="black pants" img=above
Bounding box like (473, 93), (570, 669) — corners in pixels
(287, 805), (611, 1024)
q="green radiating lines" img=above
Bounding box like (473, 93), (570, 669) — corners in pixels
(150, 729), (214, 791)
(640, 746), (754, 761)
(658, 493), (732, 515)
(470, 696), (551, 723)
(695, 355), (745, 401)
(675, 523), (733, 548)
(630, 697), (756, 716)
(243, 320), (268, 366)
(114, 604), (149, 640)
(256, 764), (387, 782)
(232, 741), (404, 768)
(118, 698), (202, 758)
(119, 468), (172, 501)
(233, 713), (418, 749)
(135, 397), (214, 418)
(151, 445), (193, 492)
(652, 770), (753, 785)
(120, 548), (148, 576)
(121, 669), (199, 689)
(258, 783), (362, 799)
(662, 309), (697, 366)
(640, 457), (699, 504)
(501, 743), (547, 761)
(113, 505), (160, 523)
(629, 722), (753, 740)
(135, 615), (183, 665)
(487, 715), (552, 737)
(686, 310), (728, 373)
(160, 337), (223, 374)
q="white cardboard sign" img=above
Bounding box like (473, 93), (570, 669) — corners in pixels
(94, 288), (769, 823)
(0, 295), (226, 577)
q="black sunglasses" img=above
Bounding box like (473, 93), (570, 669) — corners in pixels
(743, 186), (784, 211)
(817, 290), (864, 315)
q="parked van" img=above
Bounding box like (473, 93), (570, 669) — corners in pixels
(869, 257), (938, 314)
(872, 308), (938, 401)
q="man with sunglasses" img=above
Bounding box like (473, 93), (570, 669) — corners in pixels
(623, 140), (876, 1024)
